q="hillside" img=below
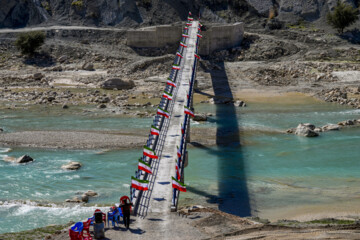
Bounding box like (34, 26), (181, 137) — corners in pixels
(1, 0), (359, 29)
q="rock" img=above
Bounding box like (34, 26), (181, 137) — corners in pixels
(97, 104), (107, 109)
(16, 155), (34, 163)
(61, 161), (82, 170)
(294, 123), (319, 137)
(0, 128), (3, 132)
(322, 124), (340, 131)
(65, 197), (81, 203)
(62, 104), (69, 109)
(51, 65), (63, 71)
(33, 72), (44, 80)
(82, 62), (94, 71)
(193, 113), (207, 121)
(234, 100), (246, 107)
(314, 127), (322, 133)
(58, 55), (68, 63)
(101, 78), (135, 90)
(302, 123), (316, 130)
(286, 128), (295, 134)
(338, 120), (354, 126)
(84, 190), (98, 197)
(81, 194), (89, 203)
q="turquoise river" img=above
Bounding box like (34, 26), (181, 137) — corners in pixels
(1, 95), (360, 233)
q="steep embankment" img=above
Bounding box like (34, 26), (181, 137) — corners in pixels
(1, 0), (359, 29)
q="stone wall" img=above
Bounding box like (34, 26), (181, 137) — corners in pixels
(126, 24), (183, 49)
(126, 22), (244, 55)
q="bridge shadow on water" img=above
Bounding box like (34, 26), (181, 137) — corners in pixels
(191, 61), (251, 217)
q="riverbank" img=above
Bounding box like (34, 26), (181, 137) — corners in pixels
(1, 24), (360, 239)
(1, 207), (359, 240)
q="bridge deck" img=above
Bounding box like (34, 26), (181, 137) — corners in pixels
(144, 21), (198, 214)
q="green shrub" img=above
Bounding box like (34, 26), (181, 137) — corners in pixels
(327, 0), (359, 33)
(71, 0), (83, 7)
(15, 31), (46, 55)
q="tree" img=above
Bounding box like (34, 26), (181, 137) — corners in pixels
(15, 31), (46, 56)
(327, 0), (359, 33)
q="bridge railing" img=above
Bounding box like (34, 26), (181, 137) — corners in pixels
(172, 25), (200, 210)
(131, 26), (191, 215)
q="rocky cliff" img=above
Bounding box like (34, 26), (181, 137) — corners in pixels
(0, 0), (359, 28)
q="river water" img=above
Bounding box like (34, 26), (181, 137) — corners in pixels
(1, 95), (360, 233)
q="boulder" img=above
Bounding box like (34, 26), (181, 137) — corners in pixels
(193, 113), (207, 121)
(286, 128), (295, 134)
(81, 194), (89, 203)
(51, 65), (63, 72)
(84, 190), (98, 197)
(61, 161), (82, 170)
(338, 120), (354, 126)
(294, 123), (319, 137)
(33, 73), (44, 80)
(58, 55), (68, 63)
(62, 104), (69, 109)
(0, 128), (3, 132)
(16, 155), (34, 163)
(302, 123), (316, 130)
(65, 197), (82, 203)
(82, 62), (94, 71)
(101, 78), (135, 90)
(314, 127), (322, 133)
(322, 124), (340, 131)
(97, 104), (107, 109)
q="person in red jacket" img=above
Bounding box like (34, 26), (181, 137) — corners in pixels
(120, 196), (133, 229)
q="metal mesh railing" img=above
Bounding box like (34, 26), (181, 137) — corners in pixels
(131, 26), (191, 216)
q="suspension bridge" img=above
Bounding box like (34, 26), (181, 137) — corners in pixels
(130, 16), (201, 217)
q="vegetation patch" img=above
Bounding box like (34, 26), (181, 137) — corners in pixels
(0, 223), (72, 240)
(15, 31), (46, 56)
(71, 0), (84, 8)
(327, 0), (359, 33)
(307, 219), (356, 225)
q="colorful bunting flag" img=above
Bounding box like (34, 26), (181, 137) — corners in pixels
(138, 159), (152, 174)
(150, 125), (160, 136)
(197, 33), (202, 38)
(182, 34), (189, 38)
(176, 164), (181, 180)
(163, 91), (173, 100)
(176, 51), (183, 58)
(180, 42), (187, 48)
(172, 177), (186, 192)
(194, 53), (201, 60)
(184, 106), (195, 117)
(177, 146), (182, 158)
(157, 107), (170, 118)
(143, 146), (158, 159)
(188, 17), (194, 21)
(131, 176), (149, 191)
(167, 78), (177, 87)
(172, 64), (181, 70)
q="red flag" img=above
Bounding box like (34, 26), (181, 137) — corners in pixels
(176, 165), (181, 180)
